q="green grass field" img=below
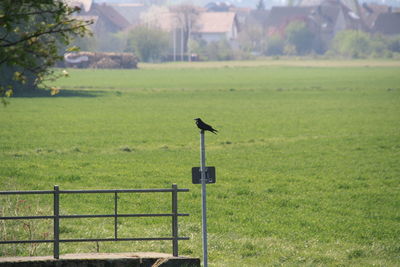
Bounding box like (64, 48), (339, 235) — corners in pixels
(1, 60), (400, 266)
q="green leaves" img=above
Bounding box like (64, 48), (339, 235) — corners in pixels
(4, 88), (12, 97)
(13, 72), (27, 84)
(0, 0), (92, 99)
(66, 46), (80, 52)
(0, 85), (12, 106)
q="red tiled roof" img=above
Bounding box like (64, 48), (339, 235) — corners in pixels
(266, 6), (313, 28)
(195, 12), (236, 33)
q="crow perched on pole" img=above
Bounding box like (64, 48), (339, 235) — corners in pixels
(194, 118), (218, 134)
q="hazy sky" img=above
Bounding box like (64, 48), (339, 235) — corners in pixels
(93, 0), (400, 8)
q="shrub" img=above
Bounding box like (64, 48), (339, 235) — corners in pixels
(284, 21), (315, 55)
(283, 44), (297, 56)
(192, 39), (237, 61)
(387, 35), (400, 53)
(125, 26), (169, 62)
(265, 35), (284, 55)
(328, 30), (400, 58)
(237, 23), (266, 54)
(330, 30), (373, 58)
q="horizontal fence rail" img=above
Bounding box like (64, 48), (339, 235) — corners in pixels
(0, 184), (189, 259)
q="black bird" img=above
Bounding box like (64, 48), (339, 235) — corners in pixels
(194, 118), (218, 134)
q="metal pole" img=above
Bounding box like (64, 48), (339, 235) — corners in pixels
(188, 15), (191, 62)
(53, 185), (60, 259)
(200, 130), (208, 267)
(173, 27), (176, 62)
(181, 26), (184, 61)
(172, 184), (178, 257)
(114, 192), (118, 240)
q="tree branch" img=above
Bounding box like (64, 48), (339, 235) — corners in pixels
(1, 20), (91, 48)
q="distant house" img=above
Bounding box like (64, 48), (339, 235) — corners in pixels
(265, 0), (366, 52)
(360, 3), (392, 30)
(301, 0), (367, 31)
(151, 11), (239, 44)
(307, 3), (350, 52)
(67, 0), (130, 34)
(245, 9), (270, 32)
(66, 1), (131, 53)
(83, 3), (131, 34)
(136, 9), (240, 60)
(265, 6), (313, 36)
(109, 3), (149, 26)
(192, 12), (239, 44)
(372, 11), (400, 35)
(266, 1), (362, 36)
(231, 7), (252, 26)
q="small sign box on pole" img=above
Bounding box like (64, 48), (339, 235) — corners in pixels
(192, 167), (216, 184)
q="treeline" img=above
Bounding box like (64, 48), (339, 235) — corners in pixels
(254, 22), (400, 59)
(78, 23), (400, 62)
(328, 31), (400, 58)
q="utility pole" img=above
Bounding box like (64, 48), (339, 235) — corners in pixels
(180, 27), (184, 61)
(188, 15), (191, 62)
(173, 27), (176, 62)
(200, 130), (208, 267)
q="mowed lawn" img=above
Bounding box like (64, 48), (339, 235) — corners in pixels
(1, 60), (399, 266)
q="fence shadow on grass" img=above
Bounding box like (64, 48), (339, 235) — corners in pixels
(12, 88), (105, 98)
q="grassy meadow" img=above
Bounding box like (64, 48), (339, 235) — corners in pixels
(1, 60), (400, 266)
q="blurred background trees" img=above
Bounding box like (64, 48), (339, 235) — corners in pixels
(284, 21), (315, 55)
(125, 25), (169, 62)
(329, 30), (400, 58)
